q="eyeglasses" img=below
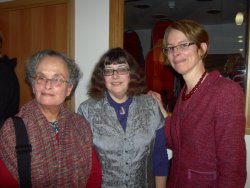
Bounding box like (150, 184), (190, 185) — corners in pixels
(103, 67), (130, 76)
(32, 75), (70, 87)
(163, 42), (195, 55)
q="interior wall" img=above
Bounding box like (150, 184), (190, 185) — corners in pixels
(74, 0), (109, 111)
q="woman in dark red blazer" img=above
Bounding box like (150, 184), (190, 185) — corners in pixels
(149, 19), (246, 188)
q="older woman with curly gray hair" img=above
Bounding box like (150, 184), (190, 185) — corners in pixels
(0, 49), (101, 187)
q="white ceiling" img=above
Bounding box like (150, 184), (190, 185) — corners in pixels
(124, 0), (248, 30)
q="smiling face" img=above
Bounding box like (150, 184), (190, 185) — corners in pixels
(104, 63), (130, 103)
(166, 29), (207, 76)
(32, 56), (73, 110)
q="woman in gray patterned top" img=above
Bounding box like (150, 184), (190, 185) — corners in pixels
(78, 47), (168, 188)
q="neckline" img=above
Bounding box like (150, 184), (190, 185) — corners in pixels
(182, 71), (207, 101)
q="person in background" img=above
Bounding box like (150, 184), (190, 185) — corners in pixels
(0, 32), (20, 126)
(78, 47), (168, 188)
(0, 49), (101, 187)
(148, 19), (246, 187)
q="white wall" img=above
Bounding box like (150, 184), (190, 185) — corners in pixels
(74, 3), (249, 187)
(75, 0), (109, 111)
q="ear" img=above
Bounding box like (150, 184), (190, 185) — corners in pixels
(66, 84), (74, 97)
(199, 42), (208, 57)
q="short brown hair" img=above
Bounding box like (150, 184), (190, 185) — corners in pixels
(163, 19), (209, 58)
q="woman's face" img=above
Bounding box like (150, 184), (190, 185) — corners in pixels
(104, 63), (130, 103)
(32, 56), (73, 109)
(166, 29), (206, 76)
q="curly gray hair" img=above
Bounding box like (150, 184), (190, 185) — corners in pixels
(26, 49), (82, 89)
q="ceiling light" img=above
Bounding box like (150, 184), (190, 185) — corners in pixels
(235, 12), (244, 26)
(168, 1), (175, 9)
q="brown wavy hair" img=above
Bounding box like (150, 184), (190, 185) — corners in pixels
(88, 47), (147, 99)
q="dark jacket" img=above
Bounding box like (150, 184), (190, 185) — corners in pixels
(0, 55), (20, 126)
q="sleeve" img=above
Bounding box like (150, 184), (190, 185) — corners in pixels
(0, 159), (18, 188)
(164, 116), (174, 150)
(86, 146), (102, 188)
(152, 127), (169, 176)
(77, 102), (86, 117)
(215, 82), (246, 187)
(0, 118), (18, 181)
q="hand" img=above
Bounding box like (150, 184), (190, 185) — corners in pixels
(147, 90), (169, 118)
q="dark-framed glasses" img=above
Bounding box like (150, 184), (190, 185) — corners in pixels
(163, 42), (195, 55)
(32, 75), (70, 87)
(103, 67), (130, 76)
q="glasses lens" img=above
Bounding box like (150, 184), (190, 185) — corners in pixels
(35, 76), (46, 84)
(33, 75), (66, 87)
(103, 69), (113, 76)
(51, 77), (64, 87)
(117, 67), (129, 75)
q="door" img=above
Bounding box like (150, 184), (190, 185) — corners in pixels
(0, 0), (74, 110)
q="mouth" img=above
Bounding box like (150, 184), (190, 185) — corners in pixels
(173, 58), (185, 65)
(42, 92), (54, 96)
(111, 82), (122, 85)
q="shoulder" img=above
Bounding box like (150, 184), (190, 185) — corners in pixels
(207, 71), (245, 114)
(77, 98), (104, 120)
(78, 98), (102, 112)
(214, 74), (243, 99)
(133, 94), (159, 107)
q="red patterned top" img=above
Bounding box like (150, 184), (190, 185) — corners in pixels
(0, 100), (101, 187)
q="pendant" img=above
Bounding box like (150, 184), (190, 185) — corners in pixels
(119, 106), (125, 115)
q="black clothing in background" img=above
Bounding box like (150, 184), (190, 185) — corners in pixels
(0, 55), (20, 126)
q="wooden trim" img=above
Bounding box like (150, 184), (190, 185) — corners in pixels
(0, 0), (68, 12)
(109, 0), (124, 48)
(65, 0), (75, 111)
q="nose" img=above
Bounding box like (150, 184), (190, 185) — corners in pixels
(112, 70), (119, 78)
(45, 78), (53, 89)
(172, 46), (180, 55)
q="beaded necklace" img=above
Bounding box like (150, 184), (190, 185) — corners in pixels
(182, 71), (207, 101)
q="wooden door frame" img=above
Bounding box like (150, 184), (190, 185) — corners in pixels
(109, 0), (250, 134)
